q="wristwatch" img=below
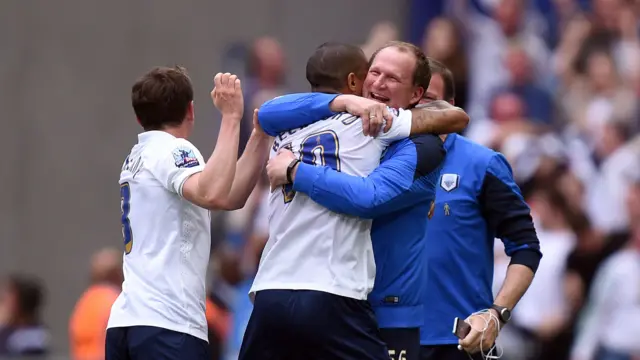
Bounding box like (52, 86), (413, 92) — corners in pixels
(286, 159), (301, 184)
(490, 304), (511, 324)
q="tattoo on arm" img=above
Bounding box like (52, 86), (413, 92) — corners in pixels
(409, 104), (469, 135)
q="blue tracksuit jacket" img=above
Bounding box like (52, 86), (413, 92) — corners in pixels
(420, 133), (541, 345)
(258, 93), (445, 328)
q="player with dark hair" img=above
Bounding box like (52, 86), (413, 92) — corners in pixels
(106, 67), (272, 360)
(306, 42), (370, 93)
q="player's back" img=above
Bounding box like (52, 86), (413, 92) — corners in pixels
(250, 109), (412, 300)
(108, 131), (211, 342)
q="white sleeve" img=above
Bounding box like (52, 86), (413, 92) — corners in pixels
(376, 107), (412, 147)
(150, 139), (205, 196)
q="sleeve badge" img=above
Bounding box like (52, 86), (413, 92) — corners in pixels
(172, 146), (200, 168)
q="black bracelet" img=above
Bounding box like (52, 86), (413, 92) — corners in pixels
(286, 159), (301, 184)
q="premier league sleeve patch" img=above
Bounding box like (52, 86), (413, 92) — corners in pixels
(172, 146), (200, 168)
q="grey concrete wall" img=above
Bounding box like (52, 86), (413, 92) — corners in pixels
(0, 0), (408, 353)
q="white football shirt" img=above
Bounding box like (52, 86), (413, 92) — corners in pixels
(107, 130), (211, 342)
(250, 109), (413, 300)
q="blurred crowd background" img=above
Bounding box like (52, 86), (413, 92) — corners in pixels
(1, 0), (640, 359)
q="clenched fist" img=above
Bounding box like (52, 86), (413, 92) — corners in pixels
(212, 72), (244, 120)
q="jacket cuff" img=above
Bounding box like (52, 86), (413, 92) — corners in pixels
(292, 163), (320, 195)
(509, 248), (542, 273)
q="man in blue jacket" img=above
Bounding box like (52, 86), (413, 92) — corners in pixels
(257, 50), (463, 359)
(264, 59), (542, 360)
(417, 60), (541, 360)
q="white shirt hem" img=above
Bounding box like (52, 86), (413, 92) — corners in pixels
(249, 282), (369, 301)
(107, 319), (209, 343)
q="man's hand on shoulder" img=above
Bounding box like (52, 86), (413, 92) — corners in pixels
(330, 95), (394, 136)
(212, 72), (244, 122)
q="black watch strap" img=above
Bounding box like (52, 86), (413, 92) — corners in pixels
(490, 304), (511, 324)
(286, 159), (301, 184)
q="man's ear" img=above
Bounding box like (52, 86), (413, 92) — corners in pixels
(347, 73), (358, 92)
(410, 87), (425, 105)
(184, 101), (195, 124)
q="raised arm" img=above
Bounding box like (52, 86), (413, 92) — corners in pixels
(179, 73), (244, 210)
(257, 93), (339, 136)
(223, 110), (273, 209)
(267, 135), (445, 219)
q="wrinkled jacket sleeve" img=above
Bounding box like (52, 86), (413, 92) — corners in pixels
(257, 93), (339, 136)
(479, 153), (542, 272)
(293, 135), (445, 219)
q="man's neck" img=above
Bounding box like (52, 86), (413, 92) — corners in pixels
(161, 125), (188, 139)
(440, 134), (448, 142)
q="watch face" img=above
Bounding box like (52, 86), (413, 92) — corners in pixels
(501, 309), (511, 321)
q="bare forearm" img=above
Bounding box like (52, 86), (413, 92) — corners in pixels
(329, 95), (355, 112)
(494, 264), (534, 309)
(409, 104), (469, 135)
(197, 119), (241, 202)
(226, 131), (273, 208)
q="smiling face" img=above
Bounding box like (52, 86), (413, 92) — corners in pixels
(363, 46), (424, 109)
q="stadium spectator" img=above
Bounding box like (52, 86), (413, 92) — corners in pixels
(450, 0), (551, 119)
(540, 0), (586, 48)
(571, 165), (640, 360)
(361, 21), (399, 59)
(0, 274), (48, 356)
(240, 36), (287, 154)
(492, 42), (555, 125)
(585, 120), (637, 235)
(421, 16), (468, 109)
(69, 248), (122, 360)
(466, 91), (538, 148)
(559, 49), (636, 148)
